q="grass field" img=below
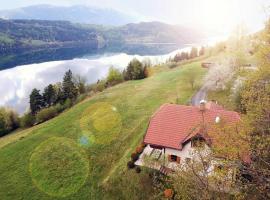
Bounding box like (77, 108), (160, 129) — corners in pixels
(0, 61), (206, 200)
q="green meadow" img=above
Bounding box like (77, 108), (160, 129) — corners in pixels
(0, 61), (206, 200)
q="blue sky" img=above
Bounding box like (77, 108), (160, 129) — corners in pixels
(0, 0), (269, 33)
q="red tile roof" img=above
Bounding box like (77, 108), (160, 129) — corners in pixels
(144, 102), (240, 150)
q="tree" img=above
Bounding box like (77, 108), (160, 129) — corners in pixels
(107, 66), (123, 86)
(240, 66), (270, 199)
(123, 58), (145, 80)
(181, 52), (189, 60)
(43, 84), (57, 107)
(73, 74), (87, 94)
(30, 88), (44, 114)
(236, 20), (270, 199)
(62, 70), (78, 101)
(189, 47), (198, 59)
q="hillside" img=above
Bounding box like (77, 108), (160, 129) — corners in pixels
(0, 19), (99, 55)
(0, 61), (207, 199)
(0, 5), (140, 26)
(0, 19), (204, 69)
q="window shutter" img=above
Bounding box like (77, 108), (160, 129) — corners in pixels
(176, 156), (181, 164)
(168, 155), (172, 162)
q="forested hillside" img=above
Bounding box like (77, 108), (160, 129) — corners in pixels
(0, 19), (99, 55)
(0, 19), (204, 58)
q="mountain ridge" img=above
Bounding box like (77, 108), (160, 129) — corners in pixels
(0, 4), (142, 26)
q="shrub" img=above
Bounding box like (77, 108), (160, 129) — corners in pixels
(20, 113), (36, 128)
(62, 98), (72, 109)
(131, 153), (139, 162)
(0, 107), (20, 136)
(54, 103), (65, 113)
(168, 62), (178, 69)
(164, 189), (174, 198)
(136, 146), (144, 154)
(141, 142), (147, 148)
(75, 94), (88, 104)
(95, 80), (107, 92)
(36, 106), (58, 123)
(135, 166), (141, 173)
(127, 161), (135, 169)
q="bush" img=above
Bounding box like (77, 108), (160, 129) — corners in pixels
(94, 80), (106, 92)
(168, 62), (178, 69)
(164, 189), (174, 198)
(135, 166), (141, 173)
(107, 66), (123, 86)
(127, 161), (135, 169)
(20, 113), (36, 128)
(62, 98), (72, 109)
(0, 107), (20, 136)
(54, 103), (65, 113)
(131, 152), (139, 162)
(141, 142), (147, 148)
(75, 94), (88, 104)
(36, 106), (58, 123)
(136, 146), (144, 154)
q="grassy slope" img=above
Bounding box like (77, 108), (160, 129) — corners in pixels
(0, 61), (206, 200)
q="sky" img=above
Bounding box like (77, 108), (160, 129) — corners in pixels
(0, 0), (269, 34)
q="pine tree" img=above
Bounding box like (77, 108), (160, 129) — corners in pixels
(30, 88), (44, 114)
(62, 70), (78, 101)
(43, 84), (57, 107)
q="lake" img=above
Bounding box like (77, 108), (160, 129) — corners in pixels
(0, 35), (226, 114)
(0, 47), (193, 114)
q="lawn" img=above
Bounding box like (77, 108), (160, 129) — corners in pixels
(0, 61), (207, 200)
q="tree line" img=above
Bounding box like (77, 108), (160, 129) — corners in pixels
(0, 58), (152, 137)
(172, 46), (205, 62)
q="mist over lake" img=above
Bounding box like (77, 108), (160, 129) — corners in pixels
(0, 49), (192, 114)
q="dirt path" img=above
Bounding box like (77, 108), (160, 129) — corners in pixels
(191, 85), (207, 106)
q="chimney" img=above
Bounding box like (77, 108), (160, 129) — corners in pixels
(199, 100), (206, 111)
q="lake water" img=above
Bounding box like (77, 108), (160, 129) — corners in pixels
(0, 35), (226, 114)
(0, 47), (193, 114)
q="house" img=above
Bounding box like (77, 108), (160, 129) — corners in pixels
(201, 62), (215, 68)
(135, 100), (241, 175)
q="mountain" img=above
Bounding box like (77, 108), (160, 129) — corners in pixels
(0, 19), (205, 69)
(105, 21), (204, 45)
(0, 5), (140, 26)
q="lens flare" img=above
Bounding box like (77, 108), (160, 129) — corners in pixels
(79, 102), (122, 145)
(29, 137), (89, 197)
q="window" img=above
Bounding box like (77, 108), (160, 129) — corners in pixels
(168, 155), (180, 163)
(171, 155), (177, 162)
